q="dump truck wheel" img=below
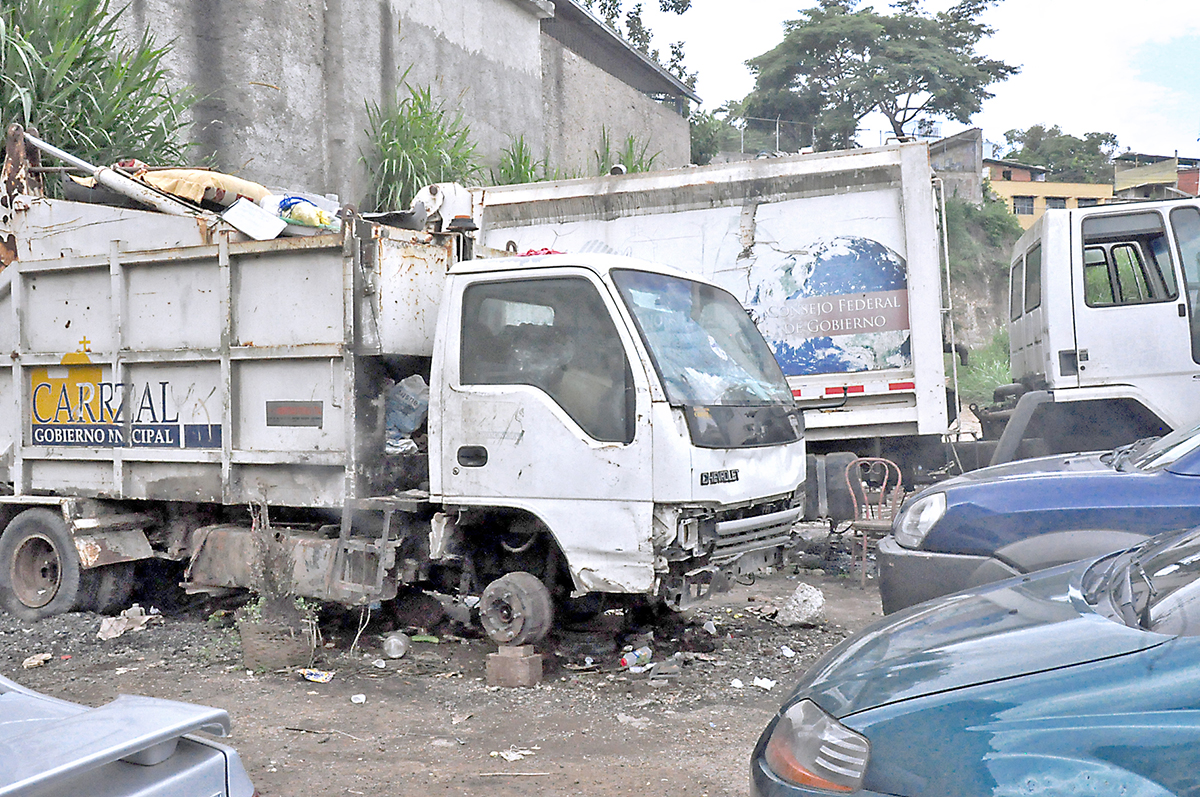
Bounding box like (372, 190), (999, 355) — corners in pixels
(80, 561), (138, 614)
(0, 508), (85, 621)
(479, 571), (554, 645)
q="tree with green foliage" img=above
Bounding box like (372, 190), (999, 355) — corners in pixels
(362, 82), (480, 211)
(744, 0), (1016, 150)
(0, 0), (193, 168)
(1003, 124), (1119, 184)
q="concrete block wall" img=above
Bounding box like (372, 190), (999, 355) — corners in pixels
(115, 0), (687, 208)
(541, 37), (689, 176)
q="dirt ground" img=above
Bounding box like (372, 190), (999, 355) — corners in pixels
(0, 534), (883, 797)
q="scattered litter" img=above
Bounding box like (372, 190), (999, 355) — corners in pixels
(649, 654), (683, 681)
(478, 772), (551, 777)
(410, 634), (440, 644)
(371, 659), (387, 669)
(300, 669), (334, 683)
(114, 667), (138, 675)
(774, 583), (826, 627)
(490, 745), (540, 762)
(451, 713), (472, 725)
(350, 694), (366, 704)
(22, 653), (51, 669)
(627, 665), (650, 674)
(616, 713), (651, 729)
(753, 677), (777, 691)
(780, 645), (797, 658)
(97, 604), (162, 640)
(702, 620), (718, 636)
(731, 678), (745, 689)
(619, 646), (652, 668)
(60, 654), (71, 661)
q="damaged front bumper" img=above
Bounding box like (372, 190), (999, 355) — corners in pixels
(656, 499), (803, 609)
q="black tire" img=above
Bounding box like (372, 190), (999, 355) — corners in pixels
(558, 592), (607, 626)
(79, 561), (138, 614)
(0, 508), (85, 621)
(479, 571), (554, 645)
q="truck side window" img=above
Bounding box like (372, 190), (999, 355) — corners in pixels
(1081, 212), (1177, 308)
(460, 277), (633, 444)
(1009, 258), (1024, 320)
(1023, 244), (1042, 313)
(1169, 206), (1200, 364)
(1083, 247), (1114, 305)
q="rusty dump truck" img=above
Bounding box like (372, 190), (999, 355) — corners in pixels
(0, 130), (807, 642)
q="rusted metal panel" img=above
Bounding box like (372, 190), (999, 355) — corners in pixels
(73, 530), (154, 569)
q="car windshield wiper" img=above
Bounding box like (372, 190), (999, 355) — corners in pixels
(1133, 560), (1158, 629)
(1102, 436), (1160, 472)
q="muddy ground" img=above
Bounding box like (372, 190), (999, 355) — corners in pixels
(0, 533), (883, 797)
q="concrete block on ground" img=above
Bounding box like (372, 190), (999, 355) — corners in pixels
(487, 645), (543, 687)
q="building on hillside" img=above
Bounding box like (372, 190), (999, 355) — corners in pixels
(116, 0), (698, 208)
(928, 128), (984, 205)
(984, 158), (1113, 229)
(1113, 153), (1200, 200)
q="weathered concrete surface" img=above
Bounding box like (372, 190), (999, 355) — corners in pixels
(541, 36), (690, 176)
(115, 0), (689, 206)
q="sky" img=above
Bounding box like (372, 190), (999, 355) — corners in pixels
(637, 0), (1200, 157)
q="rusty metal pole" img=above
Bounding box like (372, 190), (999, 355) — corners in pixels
(19, 130), (201, 217)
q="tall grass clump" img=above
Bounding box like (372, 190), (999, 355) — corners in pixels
(363, 81), (480, 211)
(492, 135), (545, 185)
(956, 329), (1011, 408)
(0, 0), (193, 168)
(593, 127), (658, 175)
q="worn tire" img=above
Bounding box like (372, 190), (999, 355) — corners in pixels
(0, 508), (85, 621)
(79, 561), (138, 614)
(479, 571), (554, 645)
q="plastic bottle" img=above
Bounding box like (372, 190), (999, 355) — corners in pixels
(619, 646), (652, 668)
(382, 632), (411, 659)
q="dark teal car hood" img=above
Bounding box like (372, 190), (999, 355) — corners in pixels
(793, 563), (1167, 718)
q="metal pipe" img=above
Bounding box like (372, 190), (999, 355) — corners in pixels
(20, 131), (201, 218)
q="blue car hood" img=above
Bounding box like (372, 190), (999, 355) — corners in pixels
(937, 451), (1109, 487)
(793, 563), (1166, 718)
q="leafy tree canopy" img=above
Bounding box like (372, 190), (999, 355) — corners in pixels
(743, 0), (1017, 151)
(0, 0), (193, 168)
(1003, 124), (1120, 184)
(584, 0), (695, 95)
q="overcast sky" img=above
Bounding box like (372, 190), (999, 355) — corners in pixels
(637, 0), (1200, 157)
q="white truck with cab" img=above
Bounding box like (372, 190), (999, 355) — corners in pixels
(469, 142), (957, 517)
(979, 197), (1200, 462)
(0, 128), (805, 640)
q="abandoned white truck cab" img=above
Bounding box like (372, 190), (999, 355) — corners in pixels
(0, 130), (805, 641)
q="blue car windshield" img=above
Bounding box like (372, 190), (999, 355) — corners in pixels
(1129, 421), (1200, 471)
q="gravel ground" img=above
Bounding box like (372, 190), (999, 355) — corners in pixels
(1, 531), (884, 796)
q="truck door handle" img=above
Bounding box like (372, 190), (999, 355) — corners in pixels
(457, 445), (488, 467)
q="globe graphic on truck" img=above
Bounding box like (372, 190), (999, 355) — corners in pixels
(745, 236), (912, 377)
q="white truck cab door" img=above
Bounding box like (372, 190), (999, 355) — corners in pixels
(430, 269), (655, 590)
(1071, 209), (1200, 407)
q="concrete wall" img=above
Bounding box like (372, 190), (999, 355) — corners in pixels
(115, 0), (686, 207)
(541, 38), (689, 176)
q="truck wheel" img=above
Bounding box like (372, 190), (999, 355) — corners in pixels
(0, 509), (85, 621)
(79, 562), (138, 614)
(479, 571), (554, 645)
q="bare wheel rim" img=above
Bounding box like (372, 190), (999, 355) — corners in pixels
(11, 533), (61, 609)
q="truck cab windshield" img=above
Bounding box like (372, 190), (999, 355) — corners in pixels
(612, 269), (799, 449)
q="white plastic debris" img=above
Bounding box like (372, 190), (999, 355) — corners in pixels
(371, 658), (387, 669)
(490, 745), (539, 761)
(774, 583), (826, 626)
(731, 678), (745, 689)
(702, 619), (718, 636)
(97, 604), (161, 640)
(617, 713), (651, 729)
(350, 693), (367, 704)
(780, 645), (797, 658)
(22, 653), (52, 669)
(753, 677), (777, 691)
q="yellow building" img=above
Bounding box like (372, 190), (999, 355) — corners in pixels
(984, 159), (1113, 229)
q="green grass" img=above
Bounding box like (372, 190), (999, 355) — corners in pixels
(362, 79), (480, 211)
(955, 329), (1011, 408)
